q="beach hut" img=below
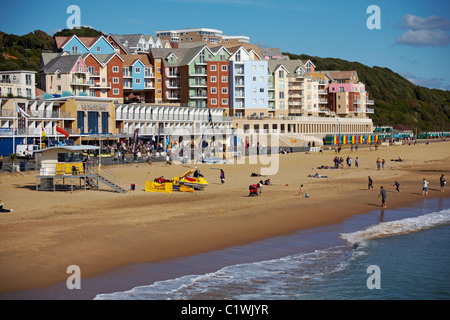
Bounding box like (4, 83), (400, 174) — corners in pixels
(34, 146), (127, 193)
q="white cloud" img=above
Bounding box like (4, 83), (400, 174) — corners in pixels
(396, 29), (450, 47)
(401, 14), (450, 30)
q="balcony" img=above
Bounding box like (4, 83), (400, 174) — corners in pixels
(90, 82), (111, 89)
(191, 80), (207, 87)
(190, 91), (207, 99)
(367, 108), (374, 113)
(167, 82), (180, 89)
(319, 99), (328, 104)
(318, 90), (327, 94)
(71, 79), (91, 86)
(367, 100), (374, 105)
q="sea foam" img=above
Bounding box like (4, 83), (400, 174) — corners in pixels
(340, 209), (450, 245)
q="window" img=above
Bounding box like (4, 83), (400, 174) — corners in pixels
(57, 73), (61, 79)
(279, 70), (284, 78)
(252, 65), (256, 71)
(211, 76), (217, 82)
(279, 81), (284, 89)
(211, 99), (217, 105)
(135, 67), (141, 73)
(97, 47), (101, 52)
(17, 88), (22, 96)
(280, 101), (285, 109)
(259, 65), (264, 71)
(112, 66), (119, 73)
(210, 65), (216, 71)
(222, 99), (228, 105)
(221, 76), (227, 83)
(279, 92), (284, 99)
(252, 99), (257, 105)
(259, 76), (264, 82)
(72, 47), (78, 54)
(113, 89), (119, 95)
(222, 88), (228, 94)
(57, 85), (61, 91)
(211, 87), (217, 94)
(221, 65), (227, 71)
(260, 99), (264, 105)
(135, 78), (141, 84)
(253, 77), (256, 82)
(113, 77), (119, 84)
(260, 88), (264, 93)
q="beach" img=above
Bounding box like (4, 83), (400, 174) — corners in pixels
(0, 141), (449, 298)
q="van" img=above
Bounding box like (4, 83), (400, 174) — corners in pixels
(16, 144), (39, 158)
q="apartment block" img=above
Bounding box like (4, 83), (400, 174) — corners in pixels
(0, 70), (36, 99)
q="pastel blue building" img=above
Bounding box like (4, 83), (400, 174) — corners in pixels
(58, 35), (115, 55)
(230, 60), (268, 117)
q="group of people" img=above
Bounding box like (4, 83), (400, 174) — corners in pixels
(333, 156), (359, 169)
(370, 174), (446, 208)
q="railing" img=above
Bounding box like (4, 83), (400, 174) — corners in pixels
(90, 82), (111, 89)
(0, 110), (15, 118)
(367, 100), (374, 105)
(29, 110), (73, 119)
(71, 79), (91, 86)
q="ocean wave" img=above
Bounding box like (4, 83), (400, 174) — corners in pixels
(94, 245), (357, 300)
(340, 209), (450, 245)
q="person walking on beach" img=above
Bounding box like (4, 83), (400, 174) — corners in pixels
(355, 157), (359, 168)
(220, 169), (225, 184)
(382, 158), (385, 170)
(378, 186), (387, 208)
(393, 181), (400, 192)
(298, 185), (304, 196)
(422, 178), (429, 196)
(440, 175), (446, 192)
(368, 176), (374, 190)
(376, 157), (381, 170)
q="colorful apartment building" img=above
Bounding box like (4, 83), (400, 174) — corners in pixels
(326, 71), (374, 118)
(156, 28), (250, 46)
(228, 46), (268, 117)
(54, 35), (116, 55)
(121, 54), (155, 103)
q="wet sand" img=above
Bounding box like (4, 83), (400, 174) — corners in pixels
(0, 141), (449, 298)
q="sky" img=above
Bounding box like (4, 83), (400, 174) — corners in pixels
(1, 0), (449, 90)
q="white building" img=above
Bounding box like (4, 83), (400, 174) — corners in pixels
(0, 70), (36, 100)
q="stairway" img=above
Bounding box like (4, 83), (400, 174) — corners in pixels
(90, 172), (128, 194)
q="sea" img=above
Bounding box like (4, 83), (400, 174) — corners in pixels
(93, 197), (450, 300)
(2, 197), (449, 301)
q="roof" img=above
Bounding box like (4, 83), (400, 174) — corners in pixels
(120, 54), (152, 66)
(110, 34), (144, 48)
(325, 70), (358, 80)
(267, 59), (306, 75)
(42, 55), (83, 73)
(34, 145), (100, 153)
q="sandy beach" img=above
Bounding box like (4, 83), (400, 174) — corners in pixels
(0, 141), (449, 297)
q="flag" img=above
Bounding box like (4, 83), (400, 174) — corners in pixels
(19, 107), (30, 119)
(56, 126), (70, 138)
(131, 129), (139, 154)
(41, 126), (47, 139)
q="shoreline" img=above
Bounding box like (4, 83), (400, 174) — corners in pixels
(0, 142), (449, 298)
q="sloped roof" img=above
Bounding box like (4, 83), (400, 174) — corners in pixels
(120, 54), (152, 67)
(43, 55), (82, 73)
(325, 70), (358, 80)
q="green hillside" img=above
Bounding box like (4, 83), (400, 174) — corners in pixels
(285, 53), (450, 131)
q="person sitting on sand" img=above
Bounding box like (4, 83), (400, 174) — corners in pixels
(0, 200), (13, 213)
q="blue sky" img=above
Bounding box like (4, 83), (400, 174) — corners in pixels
(1, 0), (449, 90)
